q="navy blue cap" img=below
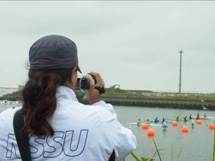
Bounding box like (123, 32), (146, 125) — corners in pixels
(29, 35), (81, 73)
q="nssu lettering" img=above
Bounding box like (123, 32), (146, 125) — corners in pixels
(6, 129), (89, 159)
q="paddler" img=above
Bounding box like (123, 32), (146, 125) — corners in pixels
(204, 113), (207, 118)
(191, 120), (195, 128)
(197, 113), (200, 120)
(176, 116), (179, 121)
(155, 117), (159, 123)
(137, 119), (141, 126)
(162, 117), (166, 124)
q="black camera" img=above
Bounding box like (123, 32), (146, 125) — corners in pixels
(75, 74), (105, 94)
(75, 74), (92, 90)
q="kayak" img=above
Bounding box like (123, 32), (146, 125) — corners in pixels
(180, 117), (209, 120)
(149, 123), (162, 127)
(127, 122), (163, 127)
(168, 118), (191, 122)
(147, 120), (172, 124)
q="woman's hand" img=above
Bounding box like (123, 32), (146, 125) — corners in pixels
(87, 72), (105, 104)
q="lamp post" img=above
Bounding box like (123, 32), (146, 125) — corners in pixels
(178, 50), (184, 94)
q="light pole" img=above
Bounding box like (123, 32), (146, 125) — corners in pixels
(179, 50), (184, 94)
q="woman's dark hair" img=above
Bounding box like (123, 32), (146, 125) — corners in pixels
(21, 67), (75, 137)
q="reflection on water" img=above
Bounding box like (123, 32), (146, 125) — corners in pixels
(1, 104), (215, 161)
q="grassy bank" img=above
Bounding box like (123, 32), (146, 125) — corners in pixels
(103, 88), (215, 101)
(1, 88), (215, 102)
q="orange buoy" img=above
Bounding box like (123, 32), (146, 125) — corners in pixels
(209, 124), (215, 130)
(172, 121), (178, 126)
(181, 126), (189, 132)
(196, 120), (202, 125)
(142, 123), (149, 129)
(148, 129), (155, 136)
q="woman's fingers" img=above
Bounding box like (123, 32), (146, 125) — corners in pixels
(88, 72), (105, 87)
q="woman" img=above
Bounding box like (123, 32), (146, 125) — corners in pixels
(0, 35), (136, 161)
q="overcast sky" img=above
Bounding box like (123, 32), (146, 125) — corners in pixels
(0, 1), (214, 93)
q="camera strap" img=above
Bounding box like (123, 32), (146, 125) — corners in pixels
(108, 150), (115, 161)
(13, 109), (32, 161)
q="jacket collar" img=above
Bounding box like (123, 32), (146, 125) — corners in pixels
(56, 86), (78, 102)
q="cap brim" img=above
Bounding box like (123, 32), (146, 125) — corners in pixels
(77, 66), (82, 74)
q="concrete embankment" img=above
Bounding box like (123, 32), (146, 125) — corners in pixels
(100, 96), (215, 110)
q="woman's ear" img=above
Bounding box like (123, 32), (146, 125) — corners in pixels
(72, 67), (77, 74)
(64, 67), (77, 89)
(71, 67), (77, 81)
(70, 67), (78, 90)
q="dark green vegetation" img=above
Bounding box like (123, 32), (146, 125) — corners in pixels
(1, 88), (215, 110)
(0, 91), (21, 101)
(104, 88), (215, 101)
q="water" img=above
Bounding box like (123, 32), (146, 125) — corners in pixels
(1, 103), (215, 161)
(115, 106), (215, 161)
